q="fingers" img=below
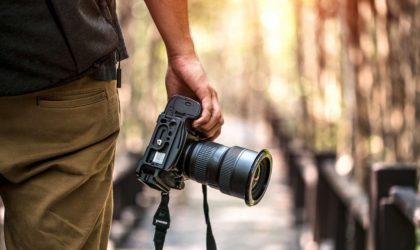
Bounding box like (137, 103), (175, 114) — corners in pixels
(192, 89), (224, 140)
(192, 88), (212, 127)
(165, 56), (224, 140)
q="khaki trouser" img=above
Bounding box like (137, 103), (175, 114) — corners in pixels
(0, 78), (120, 249)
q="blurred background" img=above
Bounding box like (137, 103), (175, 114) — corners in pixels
(115, 0), (297, 155)
(108, 0), (420, 249)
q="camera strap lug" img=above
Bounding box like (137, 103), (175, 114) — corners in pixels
(116, 51), (122, 88)
(153, 192), (170, 250)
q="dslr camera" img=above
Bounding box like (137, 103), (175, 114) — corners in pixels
(136, 95), (272, 206)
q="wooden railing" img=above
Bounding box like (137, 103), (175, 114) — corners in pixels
(267, 112), (419, 250)
(370, 163), (418, 250)
(282, 146), (418, 250)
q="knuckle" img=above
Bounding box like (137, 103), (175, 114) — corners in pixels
(202, 115), (211, 124)
(219, 116), (224, 125)
(212, 130), (221, 140)
(201, 111), (211, 120)
(202, 124), (212, 132)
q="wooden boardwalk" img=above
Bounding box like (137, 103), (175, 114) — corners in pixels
(116, 116), (302, 250)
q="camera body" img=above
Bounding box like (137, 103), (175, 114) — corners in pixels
(136, 95), (201, 192)
(137, 95), (272, 206)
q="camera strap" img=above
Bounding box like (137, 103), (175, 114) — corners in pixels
(153, 192), (170, 250)
(202, 184), (217, 250)
(152, 186), (217, 250)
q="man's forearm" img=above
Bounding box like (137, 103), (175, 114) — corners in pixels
(144, 0), (196, 58)
(145, 0), (223, 139)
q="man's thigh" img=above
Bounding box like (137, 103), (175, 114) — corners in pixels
(0, 77), (120, 249)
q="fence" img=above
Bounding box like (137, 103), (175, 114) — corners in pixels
(265, 109), (420, 250)
(281, 142), (419, 250)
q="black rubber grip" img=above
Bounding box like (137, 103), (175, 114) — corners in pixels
(191, 143), (217, 184)
(219, 147), (243, 195)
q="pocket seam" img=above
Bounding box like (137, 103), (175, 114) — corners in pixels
(37, 89), (107, 109)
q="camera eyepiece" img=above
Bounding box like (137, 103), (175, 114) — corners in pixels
(183, 141), (272, 206)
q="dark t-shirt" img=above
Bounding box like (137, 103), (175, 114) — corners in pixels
(0, 0), (127, 96)
(90, 56), (117, 82)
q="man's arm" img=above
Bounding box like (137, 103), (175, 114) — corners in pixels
(144, 0), (223, 140)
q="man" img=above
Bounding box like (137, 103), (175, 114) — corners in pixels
(0, 0), (223, 249)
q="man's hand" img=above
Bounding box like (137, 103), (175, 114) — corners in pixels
(144, 0), (224, 140)
(166, 54), (223, 140)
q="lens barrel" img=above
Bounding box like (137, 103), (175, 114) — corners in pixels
(183, 141), (272, 206)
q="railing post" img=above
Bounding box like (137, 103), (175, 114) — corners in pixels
(369, 163), (417, 250)
(313, 152), (337, 244)
(288, 150), (305, 223)
(314, 152), (348, 250)
(379, 197), (416, 250)
(334, 198), (347, 250)
(353, 219), (366, 250)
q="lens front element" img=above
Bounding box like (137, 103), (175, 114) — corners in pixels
(246, 150), (272, 206)
(183, 142), (272, 206)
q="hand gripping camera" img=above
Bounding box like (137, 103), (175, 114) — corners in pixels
(136, 95), (272, 206)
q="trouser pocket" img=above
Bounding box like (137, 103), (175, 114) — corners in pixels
(0, 77), (120, 181)
(37, 89), (107, 108)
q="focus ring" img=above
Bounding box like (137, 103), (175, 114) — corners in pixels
(219, 147), (243, 195)
(191, 143), (217, 184)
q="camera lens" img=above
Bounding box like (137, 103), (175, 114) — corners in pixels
(182, 141), (272, 206)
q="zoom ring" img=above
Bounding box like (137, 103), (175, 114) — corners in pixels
(192, 143), (217, 184)
(219, 147), (243, 195)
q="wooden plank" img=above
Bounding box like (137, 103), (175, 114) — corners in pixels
(370, 163), (417, 250)
(380, 198), (416, 250)
(313, 153), (337, 243)
(390, 186), (420, 227)
(321, 164), (369, 229)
